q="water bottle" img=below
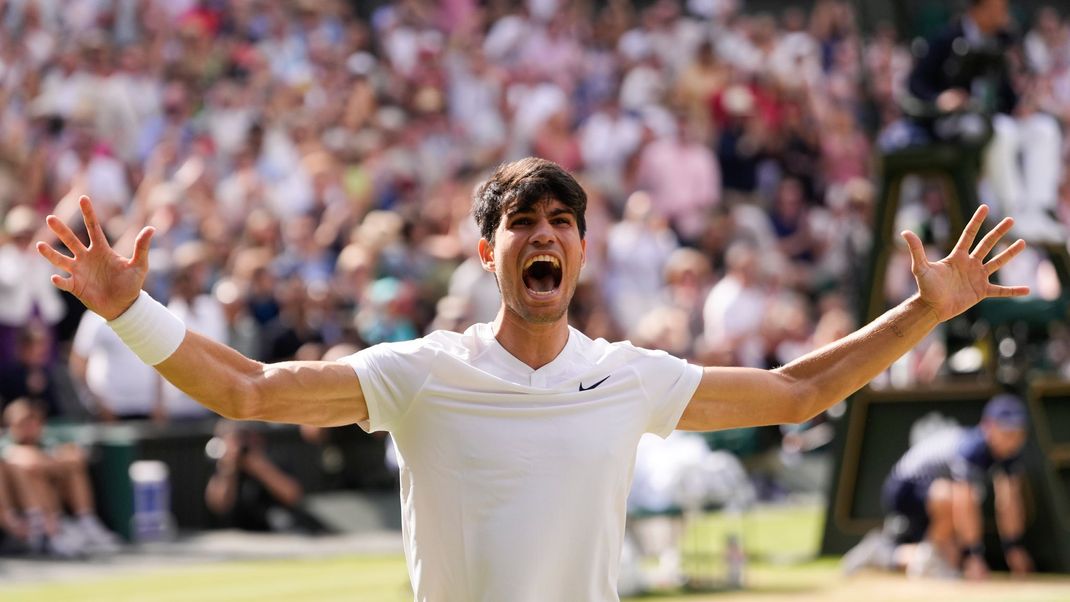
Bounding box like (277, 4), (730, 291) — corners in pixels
(129, 460), (174, 542)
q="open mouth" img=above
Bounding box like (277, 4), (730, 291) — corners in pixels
(522, 254), (562, 297)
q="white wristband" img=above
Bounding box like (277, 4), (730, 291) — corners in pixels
(107, 291), (187, 366)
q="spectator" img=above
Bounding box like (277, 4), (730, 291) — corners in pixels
(0, 206), (65, 367)
(205, 420), (322, 533)
(1, 398), (119, 556)
(1023, 6), (1069, 75)
(904, 0), (1064, 242)
(0, 456), (29, 552)
(661, 247), (714, 342)
(767, 176), (818, 266)
(605, 191), (679, 332)
(635, 112), (721, 244)
(0, 324), (81, 419)
(712, 84), (768, 198)
(812, 177), (874, 298)
(578, 96), (644, 201)
(702, 240), (771, 367)
(69, 308), (164, 422)
(446, 221), (501, 327)
(672, 40), (730, 136)
(532, 107), (583, 173)
(819, 103), (870, 187)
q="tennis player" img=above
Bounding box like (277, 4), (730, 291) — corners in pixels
(37, 158), (1027, 601)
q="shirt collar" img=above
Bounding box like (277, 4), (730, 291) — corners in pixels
(473, 323), (580, 386)
(962, 15), (988, 45)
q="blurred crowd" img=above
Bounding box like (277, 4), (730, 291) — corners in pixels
(0, 0), (1067, 429)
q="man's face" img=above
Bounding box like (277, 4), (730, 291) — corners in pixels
(975, 0), (1010, 34)
(984, 421), (1027, 460)
(6, 405), (43, 445)
(478, 198), (585, 325)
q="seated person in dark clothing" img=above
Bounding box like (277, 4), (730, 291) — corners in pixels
(905, 0), (1017, 122)
(843, 394), (1033, 580)
(205, 420), (323, 533)
(0, 324), (81, 419)
(900, 0), (1063, 242)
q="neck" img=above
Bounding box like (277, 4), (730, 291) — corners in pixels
(492, 307), (571, 370)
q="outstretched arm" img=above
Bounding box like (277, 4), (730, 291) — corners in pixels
(679, 205), (1028, 431)
(37, 196), (367, 427)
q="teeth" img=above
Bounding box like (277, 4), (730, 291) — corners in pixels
(523, 255), (560, 270)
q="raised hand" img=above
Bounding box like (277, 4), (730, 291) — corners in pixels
(36, 196), (155, 321)
(901, 204), (1029, 322)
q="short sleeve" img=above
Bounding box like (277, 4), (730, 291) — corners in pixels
(634, 350), (704, 438)
(338, 338), (436, 433)
(951, 429), (988, 484)
(72, 312), (105, 356)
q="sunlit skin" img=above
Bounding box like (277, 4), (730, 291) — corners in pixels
(36, 194), (1029, 431)
(478, 199), (586, 370)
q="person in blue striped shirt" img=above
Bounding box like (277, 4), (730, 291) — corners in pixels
(844, 393), (1032, 580)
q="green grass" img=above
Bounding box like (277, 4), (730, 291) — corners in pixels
(18, 503), (1069, 601)
(1, 503), (826, 601)
(6, 547), (1069, 602)
(683, 501), (824, 561)
(3, 556), (847, 602)
(637, 559), (842, 601)
(2, 555), (413, 602)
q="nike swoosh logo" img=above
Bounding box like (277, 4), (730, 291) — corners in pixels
(578, 375), (610, 392)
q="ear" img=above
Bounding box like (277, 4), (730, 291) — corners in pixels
(580, 238), (587, 269)
(477, 238), (495, 273)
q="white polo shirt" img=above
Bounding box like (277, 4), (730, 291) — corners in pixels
(343, 323), (703, 602)
(72, 311), (160, 417)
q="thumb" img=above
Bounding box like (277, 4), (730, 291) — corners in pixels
(901, 230), (928, 276)
(130, 226), (155, 270)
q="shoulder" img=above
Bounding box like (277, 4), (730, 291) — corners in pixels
(342, 325), (488, 366)
(916, 21), (962, 58)
(934, 20), (966, 46)
(956, 427), (990, 463)
(576, 329), (685, 368)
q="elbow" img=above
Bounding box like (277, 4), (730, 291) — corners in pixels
(787, 378), (822, 424)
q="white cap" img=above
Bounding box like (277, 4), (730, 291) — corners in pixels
(129, 460), (169, 483)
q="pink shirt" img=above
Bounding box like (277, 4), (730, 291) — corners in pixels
(636, 139), (721, 240)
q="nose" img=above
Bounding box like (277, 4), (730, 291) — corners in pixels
(530, 216), (555, 246)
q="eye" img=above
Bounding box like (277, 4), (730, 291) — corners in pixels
(510, 217), (532, 227)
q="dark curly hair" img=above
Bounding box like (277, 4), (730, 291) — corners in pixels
(472, 157), (587, 244)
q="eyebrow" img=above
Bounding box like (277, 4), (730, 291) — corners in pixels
(505, 206), (575, 219)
